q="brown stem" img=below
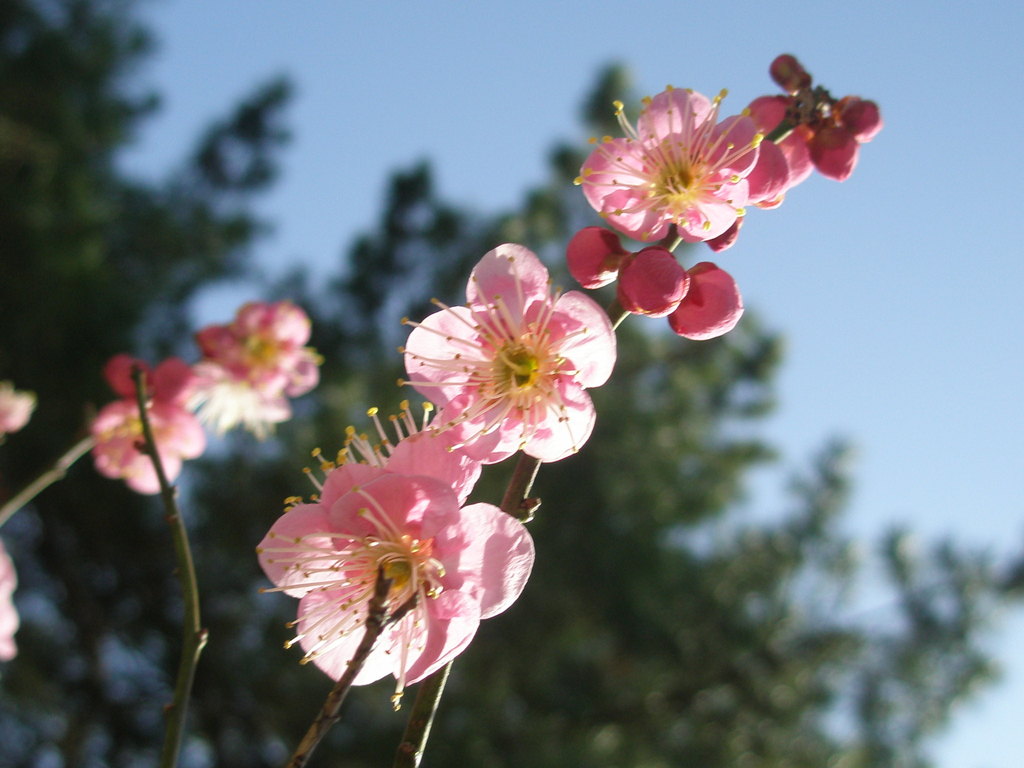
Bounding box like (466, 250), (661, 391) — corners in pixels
(286, 572), (417, 768)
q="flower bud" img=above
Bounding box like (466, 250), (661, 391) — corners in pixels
(839, 97), (883, 143)
(667, 262), (744, 340)
(808, 125), (859, 181)
(769, 54), (811, 93)
(566, 226), (628, 289)
(616, 247), (690, 317)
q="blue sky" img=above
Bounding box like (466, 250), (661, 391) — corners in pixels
(123, 2), (1024, 765)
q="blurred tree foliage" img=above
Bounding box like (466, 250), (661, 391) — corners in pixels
(1, 2), (1023, 768)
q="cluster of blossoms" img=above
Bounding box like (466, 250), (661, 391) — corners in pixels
(0, 55), (880, 750)
(90, 300), (322, 494)
(257, 57), (881, 704)
(190, 300), (322, 438)
(258, 401), (535, 704)
(569, 55), (881, 339)
(260, 244), (614, 698)
(751, 54), (883, 185)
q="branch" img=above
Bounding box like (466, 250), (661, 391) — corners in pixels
(500, 453), (542, 521)
(286, 570), (417, 768)
(392, 661), (451, 768)
(0, 434), (94, 529)
(130, 367), (208, 768)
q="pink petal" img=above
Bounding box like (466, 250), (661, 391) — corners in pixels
(439, 502), (535, 619)
(103, 355), (148, 399)
(466, 244), (551, 319)
(0, 540), (18, 661)
(403, 600), (480, 684)
(705, 218), (742, 252)
(522, 382), (596, 462)
(809, 126), (859, 181)
(404, 305), (480, 405)
(667, 262), (744, 340)
(745, 139), (791, 205)
(637, 87), (713, 143)
(707, 114), (760, 178)
(320, 463), (388, 509)
(151, 358), (196, 404)
(676, 194), (746, 243)
(257, 502), (336, 596)
(839, 98), (883, 143)
(385, 431), (482, 505)
(294, 591), (397, 685)
(549, 291), (616, 388)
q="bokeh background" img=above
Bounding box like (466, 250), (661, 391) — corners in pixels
(2, 1), (1022, 766)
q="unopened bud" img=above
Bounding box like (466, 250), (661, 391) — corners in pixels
(769, 54), (811, 94)
(566, 226), (628, 289)
(667, 262), (744, 340)
(617, 247), (690, 317)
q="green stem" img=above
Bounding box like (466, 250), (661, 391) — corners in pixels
(392, 661), (452, 768)
(130, 367), (208, 768)
(0, 434), (94, 529)
(764, 119), (797, 143)
(392, 450), (543, 767)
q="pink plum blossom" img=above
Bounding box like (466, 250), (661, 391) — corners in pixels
(257, 414), (530, 705)
(667, 262), (744, 340)
(0, 381), (36, 438)
(0, 539), (18, 661)
(91, 355), (206, 495)
(402, 244), (615, 464)
(576, 87), (781, 243)
(189, 301), (322, 438)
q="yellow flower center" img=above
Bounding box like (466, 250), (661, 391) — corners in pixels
(498, 344), (541, 390)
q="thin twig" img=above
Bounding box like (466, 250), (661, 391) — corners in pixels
(0, 434), (95, 529)
(500, 453), (542, 521)
(287, 570), (418, 768)
(131, 367), (208, 768)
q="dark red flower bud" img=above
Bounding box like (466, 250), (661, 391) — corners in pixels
(667, 262), (744, 340)
(769, 54), (812, 93)
(617, 247), (690, 317)
(566, 226), (628, 289)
